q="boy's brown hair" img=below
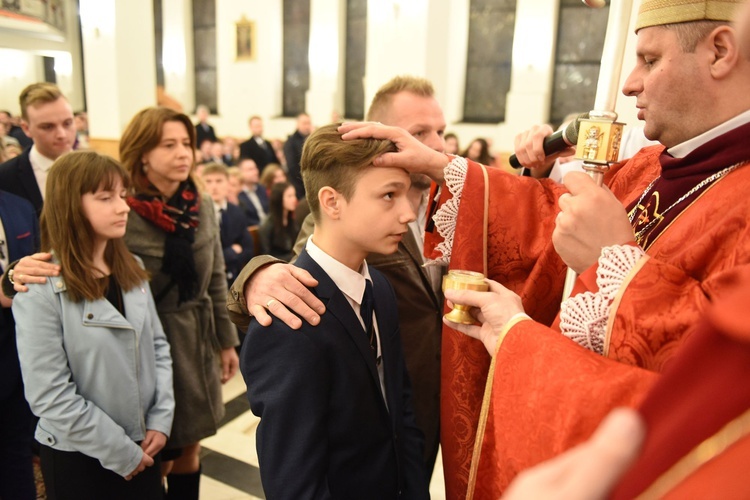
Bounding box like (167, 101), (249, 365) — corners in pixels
(19, 82), (65, 121)
(201, 162), (228, 177)
(41, 151), (149, 302)
(301, 123), (397, 221)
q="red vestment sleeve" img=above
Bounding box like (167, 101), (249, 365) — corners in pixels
(440, 161), (571, 498)
(612, 268), (750, 498)
(473, 320), (657, 497)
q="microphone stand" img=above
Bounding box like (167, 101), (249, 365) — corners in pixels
(561, 0), (633, 302)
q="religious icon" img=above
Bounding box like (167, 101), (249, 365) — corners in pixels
(236, 17), (256, 61)
(582, 125), (603, 160)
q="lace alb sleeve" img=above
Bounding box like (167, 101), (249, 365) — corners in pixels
(430, 156), (469, 266)
(560, 245), (646, 355)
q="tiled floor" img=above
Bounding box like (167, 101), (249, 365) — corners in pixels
(199, 375), (446, 499)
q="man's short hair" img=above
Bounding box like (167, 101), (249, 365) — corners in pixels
(202, 162), (228, 177)
(301, 123), (397, 221)
(226, 166), (242, 181)
(249, 115), (262, 123)
(19, 83), (64, 121)
(664, 20), (728, 52)
(366, 76), (435, 122)
(238, 157), (257, 168)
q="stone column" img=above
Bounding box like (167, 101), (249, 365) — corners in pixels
(79, 0), (157, 142)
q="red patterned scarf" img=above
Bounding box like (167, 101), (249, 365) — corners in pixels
(127, 179), (201, 303)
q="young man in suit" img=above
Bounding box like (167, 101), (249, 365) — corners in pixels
(201, 163), (255, 286)
(228, 77), (446, 473)
(0, 191), (40, 500)
(238, 116), (279, 173)
(236, 157), (269, 227)
(240, 123), (429, 499)
(0, 83), (76, 217)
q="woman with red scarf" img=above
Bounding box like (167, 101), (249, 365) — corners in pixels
(120, 107), (239, 499)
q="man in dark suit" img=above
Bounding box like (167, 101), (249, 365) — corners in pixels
(194, 104), (217, 148)
(200, 163), (255, 285)
(283, 112), (312, 199)
(228, 76), (446, 472)
(0, 191), (40, 500)
(236, 158), (269, 227)
(238, 115), (279, 173)
(0, 83), (76, 217)
(241, 124), (429, 498)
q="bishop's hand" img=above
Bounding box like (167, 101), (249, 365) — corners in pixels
(553, 172), (634, 273)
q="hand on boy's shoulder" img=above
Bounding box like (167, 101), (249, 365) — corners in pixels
(244, 261), (325, 329)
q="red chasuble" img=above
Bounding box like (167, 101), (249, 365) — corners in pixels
(612, 267), (750, 499)
(432, 123), (750, 499)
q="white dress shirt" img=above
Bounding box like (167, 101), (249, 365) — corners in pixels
(668, 108), (750, 158)
(243, 185), (267, 222)
(29, 145), (56, 199)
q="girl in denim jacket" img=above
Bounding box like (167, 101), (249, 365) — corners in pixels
(13, 151), (174, 500)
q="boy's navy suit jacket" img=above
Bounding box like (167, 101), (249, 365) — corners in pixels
(241, 249), (429, 499)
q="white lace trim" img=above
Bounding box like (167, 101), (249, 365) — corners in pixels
(430, 156), (469, 265)
(560, 245), (646, 355)
(597, 245), (646, 301)
(560, 292), (609, 354)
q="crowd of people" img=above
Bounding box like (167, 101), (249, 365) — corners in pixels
(2, 0), (750, 498)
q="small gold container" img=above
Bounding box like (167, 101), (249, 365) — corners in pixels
(442, 270), (489, 325)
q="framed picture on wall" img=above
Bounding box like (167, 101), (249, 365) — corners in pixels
(236, 17), (256, 61)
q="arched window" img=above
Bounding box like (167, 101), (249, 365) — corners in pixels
(283, 0), (311, 117)
(193, 0), (218, 113)
(463, 0), (517, 123)
(549, 0), (609, 127)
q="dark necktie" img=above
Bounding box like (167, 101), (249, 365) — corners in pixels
(361, 280), (378, 361)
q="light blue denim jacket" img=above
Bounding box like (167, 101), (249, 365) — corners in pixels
(13, 262), (174, 477)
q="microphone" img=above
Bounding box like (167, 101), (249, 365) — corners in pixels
(509, 112), (589, 168)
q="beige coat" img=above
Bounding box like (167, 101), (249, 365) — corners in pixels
(127, 195), (238, 448)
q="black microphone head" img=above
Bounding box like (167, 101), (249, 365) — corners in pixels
(563, 112), (590, 145)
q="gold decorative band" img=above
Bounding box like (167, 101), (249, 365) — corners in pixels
(637, 406), (750, 499)
(635, 0), (742, 31)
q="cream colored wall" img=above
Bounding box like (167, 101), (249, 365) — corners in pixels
(179, 0), (644, 149)
(0, 49), (43, 112)
(79, 0), (157, 140)
(0, 0), (84, 113)
(1, 0), (643, 153)
(162, 0), (195, 114)
(212, 1), (290, 140)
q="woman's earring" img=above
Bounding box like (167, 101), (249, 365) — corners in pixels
(143, 163), (149, 173)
